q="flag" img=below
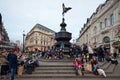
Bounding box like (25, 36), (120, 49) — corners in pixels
(62, 3), (72, 16)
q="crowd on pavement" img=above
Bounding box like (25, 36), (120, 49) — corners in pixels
(40, 44), (81, 60)
(0, 49), (41, 80)
(73, 44), (119, 77)
(0, 44), (119, 80)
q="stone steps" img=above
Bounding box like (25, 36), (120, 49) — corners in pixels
(33, 71), (75, 74)
(40, 59), (73, 62)
(36, 61), (111, 71)
(38, 64), (73, 67)
(33, 69), (114, 74)
(102, 62), (111, 70)
(15, 78), (120, 80)
(15, 59), (119, 80)
(40, 56), (74, 62)
(105, 63), (116, 73)
(29, 61), (115, 75)
(39, 61), (73, 66)
(16, 73), (120, 79)
(36, 67), (73, 70)
(33, 69), (74, 73)
(99, 61), (107, 66)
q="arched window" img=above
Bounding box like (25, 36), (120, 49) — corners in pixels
(30, 37), (34, 43)
(110, 14), (114, 25)
(94, 26), (97, 34)
(105, 18), (108, 27)
(100, 22), (103, 30)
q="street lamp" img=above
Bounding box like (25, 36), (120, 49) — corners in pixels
(23, 31), (25, 53)
(72, 36), (76, 44)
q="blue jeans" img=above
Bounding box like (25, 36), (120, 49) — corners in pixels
(74, 67), (78, 74)
(75, 53), (79, 58)
(98, 54), (102, 62)
(93, 66), (97, 72)
(11, 68), (17, 80)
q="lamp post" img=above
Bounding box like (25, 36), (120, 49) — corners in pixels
(23, 31), (25, 53)
(72, 36), (75, 44)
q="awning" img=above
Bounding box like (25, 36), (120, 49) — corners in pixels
(0, 41), (14, 49)
(112, 41), (120, 48)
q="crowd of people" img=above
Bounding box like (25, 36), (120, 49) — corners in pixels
(73, 44), (119, 77)
(40, 44), (81, 60)
(0, 44), (119, 79)
(0, 50), (40, 80)
(0, 44), (81, 80)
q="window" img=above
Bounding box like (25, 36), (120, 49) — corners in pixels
(30, 37), (33, 43)
(94, 38), (97, 44)
(110, 14), (114, 25)
(36, 40), (38, 44)
(100, 22), (102, 29)
(41, 41), (42, 45)
(105, 18), (108, 27)
(94, 26), (97, 34)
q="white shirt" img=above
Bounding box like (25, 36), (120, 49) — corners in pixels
(88, 45), (94, 54)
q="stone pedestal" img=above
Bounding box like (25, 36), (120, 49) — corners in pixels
(55, 18), (72, 53)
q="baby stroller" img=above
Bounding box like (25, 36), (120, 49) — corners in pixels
(25, 59), (34, 74)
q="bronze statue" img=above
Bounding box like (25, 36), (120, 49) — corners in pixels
(62, 3), (72, 17)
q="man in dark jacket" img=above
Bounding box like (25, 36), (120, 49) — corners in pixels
(0, 51), (9, 80)
(8, 51), (18, 80)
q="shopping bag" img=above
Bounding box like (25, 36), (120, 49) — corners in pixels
(18, 65), (24, 76)
(97, 69), (106, 77)
(78, 69), (82, 76)
(84, 63), (92, 72)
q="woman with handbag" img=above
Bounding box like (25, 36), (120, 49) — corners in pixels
(91, 56), (99, 75)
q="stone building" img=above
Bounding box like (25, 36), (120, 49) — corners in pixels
(0, 13), (10, 52)
(25, 24), (55, 51)
(78, 0), (120, 53)
(0, 13), (9, 42)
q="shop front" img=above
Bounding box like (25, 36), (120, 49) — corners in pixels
(112, 41), (120, 54)
(103, 36), (110, 53)
(0, 41), (15, 52)
(112, 41), (120, 49)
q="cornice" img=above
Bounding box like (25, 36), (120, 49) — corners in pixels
(26, 30), (55, 40)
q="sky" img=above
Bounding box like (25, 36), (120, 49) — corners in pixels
(0, 0), (106, 43)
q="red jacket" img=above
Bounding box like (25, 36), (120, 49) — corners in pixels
(73, 59), (78, 67)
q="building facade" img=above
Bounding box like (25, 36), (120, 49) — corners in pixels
(0, 13), (10, 52)
(25, 24), (55, 51)
(0, 14), (9, 42)
(78, 0), (120, 53)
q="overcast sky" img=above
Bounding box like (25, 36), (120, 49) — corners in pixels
(0, 0), (106, 43)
